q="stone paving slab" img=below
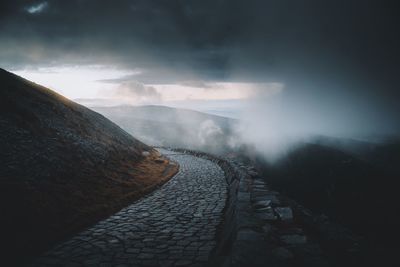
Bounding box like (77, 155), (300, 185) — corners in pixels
(30, 149), (227, 267)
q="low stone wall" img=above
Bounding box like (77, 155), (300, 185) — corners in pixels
(170, 149), (241, 266)
(169, 148), (363, 267)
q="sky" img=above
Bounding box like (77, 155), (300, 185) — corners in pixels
(1, 0), (400, 140)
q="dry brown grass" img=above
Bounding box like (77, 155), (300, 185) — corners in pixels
(2, 150), (178, 265)
(0, 69), (180, 264)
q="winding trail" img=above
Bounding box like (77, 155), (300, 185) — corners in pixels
(32, 149), (227, 267)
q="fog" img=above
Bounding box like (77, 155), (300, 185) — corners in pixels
(92, 105), (238, 155)
(230, 77), (400, 161)
(2, 0), (400, 162)
(90, 71), (400, 163)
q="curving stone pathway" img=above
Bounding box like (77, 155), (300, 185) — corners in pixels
(31, 149), (227, 267)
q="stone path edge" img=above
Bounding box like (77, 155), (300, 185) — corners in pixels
(168, 148), (240, 267)
(29, 151), (181, 266)
(166, 148), (363, 267)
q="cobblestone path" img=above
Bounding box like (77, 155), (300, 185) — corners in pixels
(31, 149), (227, 267)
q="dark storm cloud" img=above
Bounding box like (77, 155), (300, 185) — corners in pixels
(1, 1), (399, 82)
(1, 0), (400, 134)
(0, 0), (236, 78)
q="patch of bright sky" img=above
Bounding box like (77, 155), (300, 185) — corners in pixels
(160, 83), (283, 118)
(13, 65), (283, 111)
(14, 65), (137, 99)
(148, 82), (283, 102)
(25, 2), (48, 14)
(149, 83), (246, 101)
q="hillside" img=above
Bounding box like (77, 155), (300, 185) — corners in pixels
(93, 105), (238, 154)
(255, 140), (400, 266)
(0, 69), (178, 264)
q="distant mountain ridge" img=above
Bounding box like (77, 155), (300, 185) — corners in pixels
(93, 105), (239, 154)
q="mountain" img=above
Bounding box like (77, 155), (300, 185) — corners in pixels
(93, 105), (239, 154)
(255, 139), (400, 266)
(0, 69), (177, 263)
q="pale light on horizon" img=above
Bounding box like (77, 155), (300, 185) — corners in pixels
(12, 66), (284, 110)
(14, 66), (136, 99)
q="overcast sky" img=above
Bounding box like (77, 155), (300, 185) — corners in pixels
(1, 0), (399, 136)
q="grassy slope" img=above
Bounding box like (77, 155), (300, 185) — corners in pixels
(0, 69), (178, 264)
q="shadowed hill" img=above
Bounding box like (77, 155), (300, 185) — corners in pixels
(0, 69), (178, 264)
(93, 105), (238, 154)
(255, 140), (400, 266)
(259, 141), (400, 235)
